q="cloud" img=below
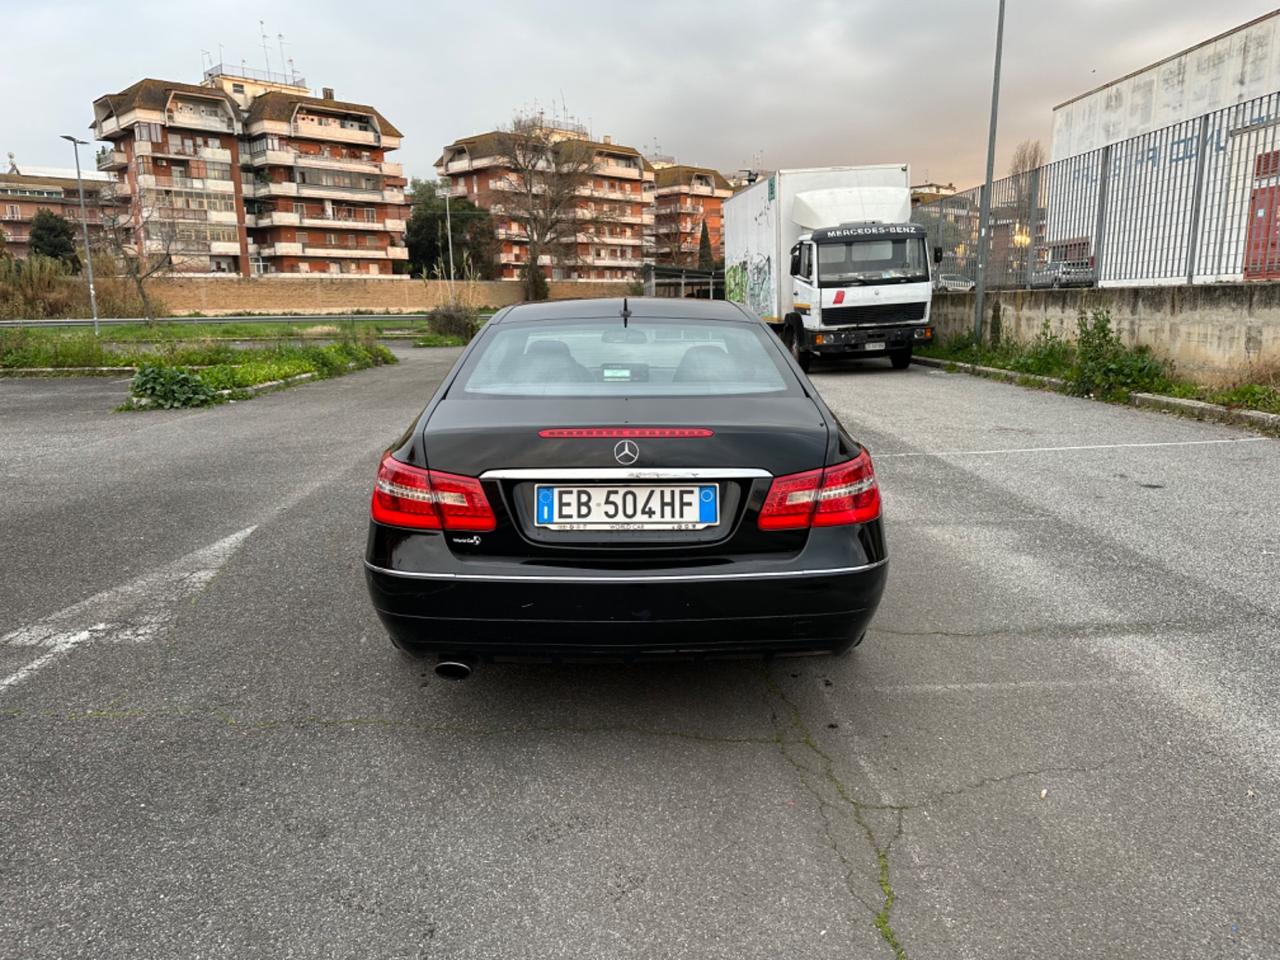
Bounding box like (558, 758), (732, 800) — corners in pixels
(0, 0), (1268, 189)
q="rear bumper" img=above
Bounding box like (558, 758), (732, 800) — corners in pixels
(364, 559), (887, 660)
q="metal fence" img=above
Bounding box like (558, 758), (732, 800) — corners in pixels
(914, 89), (1280, 288)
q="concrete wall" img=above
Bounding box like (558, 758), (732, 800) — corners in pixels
(150, 276), (635, 316)
(929, 284), (1280, 380)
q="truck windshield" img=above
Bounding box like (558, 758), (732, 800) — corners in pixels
(817, 238), (929, 287)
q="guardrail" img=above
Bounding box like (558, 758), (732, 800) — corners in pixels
(0, 314), (433, 328)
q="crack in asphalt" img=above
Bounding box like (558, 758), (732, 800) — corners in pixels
(913, 752), (1145, 809)
(762, 668), (910, 959)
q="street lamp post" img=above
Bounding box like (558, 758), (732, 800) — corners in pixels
(973, 0), (1006, 343)
(61, 135), (100, 336)
(435, 182), (456, 296)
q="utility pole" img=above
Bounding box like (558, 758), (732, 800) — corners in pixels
(61, 135), (99, 336)
(973, 0), (1006, 343)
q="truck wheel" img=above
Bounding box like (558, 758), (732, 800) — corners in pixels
(784, 322), (812, 372)
(890, 348), (912, 370)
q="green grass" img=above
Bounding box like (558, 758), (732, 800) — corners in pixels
(919, 312), (1280, 415)
(412, 334), (469, 348)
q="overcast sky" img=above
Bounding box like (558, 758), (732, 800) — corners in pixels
(2, 0), (1274, 187)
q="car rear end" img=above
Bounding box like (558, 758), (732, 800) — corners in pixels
(363, 301), (888, 661)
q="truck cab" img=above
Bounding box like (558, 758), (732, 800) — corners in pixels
(784, 222), (936, 371)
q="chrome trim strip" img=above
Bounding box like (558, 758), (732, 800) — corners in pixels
(364, 558), (886, 584)
(479, 467), (772, 481)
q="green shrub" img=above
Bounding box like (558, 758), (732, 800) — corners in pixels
(426, 303), (480, 340)
(1067, 310), (1173, 401)
(130, 364), (217, 408)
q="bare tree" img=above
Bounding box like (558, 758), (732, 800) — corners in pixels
(95, 184), (199, 321)
(1009, 139), (1047, 176)
(492, 115), (610, 299)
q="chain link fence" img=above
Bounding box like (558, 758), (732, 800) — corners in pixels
(914, 90), (1280, 289)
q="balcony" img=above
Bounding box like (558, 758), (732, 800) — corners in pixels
(299, 215), (389, 231)
(595, 161), (643, 178)
(208, 209), (239, 226)
(291, 120), (377, 146)
(382, 188), (405, 204)
(387, 246), (408, 260)
(256, 210), (301, 227)
(247, 148), (298, 168)
(294, 182), (383, 202)
(384, 218), (405, 232)
(209, 240), (241, 255)
(259, 242), (302, 257)
(165, 109), (235, 133)
(254, 181), (299, 198)
(96, 149), (127, 171)
(136, 173), (234, 193)
(300, 245), (388, 259)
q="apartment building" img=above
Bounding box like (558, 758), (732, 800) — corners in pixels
(437, 125), (656, 282)
(652, 164), (733, 265)
(0, 165), (123, 260)
(91, 67), (408, 276)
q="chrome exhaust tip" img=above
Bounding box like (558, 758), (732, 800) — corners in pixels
(434, 657), (475, 681)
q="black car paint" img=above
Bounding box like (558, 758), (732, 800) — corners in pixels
(364, 298), (888, 660)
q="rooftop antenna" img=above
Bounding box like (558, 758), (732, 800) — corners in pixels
(288, 57), (298, 84)
(218, 43), (224, 66)
(201, 49), (213, 72)
(621, 297), (631, 327)
(277, 33), (290, 79)
(259, 20), (273, 78)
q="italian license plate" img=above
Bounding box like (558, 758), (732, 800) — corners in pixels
(862, 341), (886, 351)
(534, 484), (719, 530)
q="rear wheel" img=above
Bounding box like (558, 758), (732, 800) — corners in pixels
(889, 348), (912, 370)
(784, 320), (812, 372)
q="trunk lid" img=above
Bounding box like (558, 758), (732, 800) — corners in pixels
(421, 396), (827, 563)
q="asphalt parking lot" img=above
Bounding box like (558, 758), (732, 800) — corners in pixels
(2, 346), (1278, 959)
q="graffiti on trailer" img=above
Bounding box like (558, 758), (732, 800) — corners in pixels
(726, 256), (773, 317)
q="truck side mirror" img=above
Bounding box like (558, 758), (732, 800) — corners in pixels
(789, 245), (802, 277)
(933, 245), (944, 264)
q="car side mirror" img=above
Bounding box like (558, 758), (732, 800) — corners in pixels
(933, 245), (944, 264)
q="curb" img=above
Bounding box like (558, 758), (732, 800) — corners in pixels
(1129, 392), (1280, 435)
(218, 372), (316, 398)
(0, 366), (137, 377)
(911, 355), (1066, 390)
(913, 356), (1280, 437)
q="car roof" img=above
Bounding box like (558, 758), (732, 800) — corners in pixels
(493, 297), (757, 324)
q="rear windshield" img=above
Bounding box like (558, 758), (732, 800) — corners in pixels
(453, 316), (797, 398)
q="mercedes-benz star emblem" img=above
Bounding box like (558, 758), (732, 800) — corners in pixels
(613, 439), (639, 465)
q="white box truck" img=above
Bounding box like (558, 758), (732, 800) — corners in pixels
(724, 165), (936, 370)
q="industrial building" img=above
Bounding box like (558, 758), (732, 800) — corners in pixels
(1051, 10), (1280, 161)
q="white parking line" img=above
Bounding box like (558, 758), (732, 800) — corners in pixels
(875, 437), (1270, 459)
(0, 526), (255, 694)
(870, 678), (1127, 694)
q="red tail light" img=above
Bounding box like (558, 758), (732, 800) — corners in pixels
(758, 450), (880, 530)
(370, 453), (496, 532)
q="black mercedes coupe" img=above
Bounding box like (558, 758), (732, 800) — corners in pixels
(364, 298), (887, 675)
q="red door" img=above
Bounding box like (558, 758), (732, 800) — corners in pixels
(1245, 186), (1280, 279)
